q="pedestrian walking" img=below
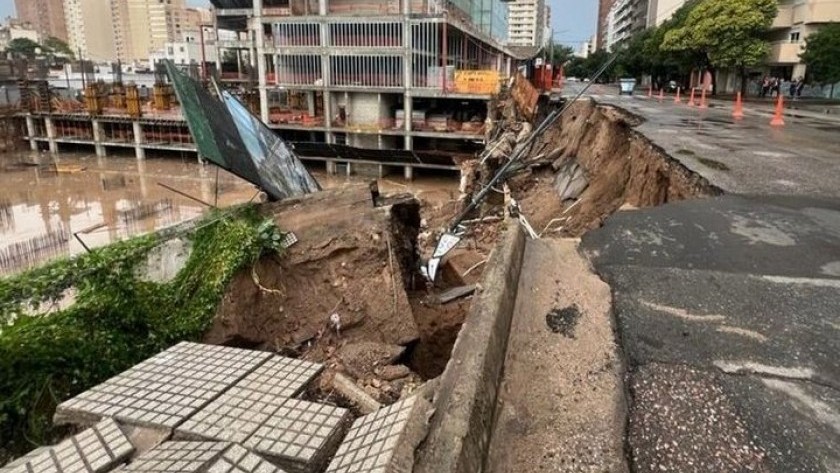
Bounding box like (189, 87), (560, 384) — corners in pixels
(760, 76), (770, 98)
(789, 80), (797, 98)
(796, 77), (805, 98)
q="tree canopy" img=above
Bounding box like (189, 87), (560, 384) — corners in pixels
(662, 0), (777, 73)
(43, 36), (75, 58)
(6, 37), (42, 58)
(800, 23), (840, 86)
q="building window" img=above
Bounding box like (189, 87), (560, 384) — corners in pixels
(789, 31), (800, 43)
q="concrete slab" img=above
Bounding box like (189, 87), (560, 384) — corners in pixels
(326, 394), (431, 473)
(55, 343), (272, 429)
(485, 239), (627, 472)
(0, 418), (134, 473)
(120, 442), (285, 473)
(235, 356), (323, 399)
(241, 399), (349, 473)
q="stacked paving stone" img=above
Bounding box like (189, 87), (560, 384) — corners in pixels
(0, 418), (134, 473)
(175, 358), (348, 473)
(325, 395), (429, 473)
(4, 342), (428, 473)
(54, 343), (273, 429)
(120, 442), (284, 473)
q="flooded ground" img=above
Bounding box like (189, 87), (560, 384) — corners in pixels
(0, 151), (458, 276)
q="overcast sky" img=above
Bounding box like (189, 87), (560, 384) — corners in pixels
(0, 0), (596, 48)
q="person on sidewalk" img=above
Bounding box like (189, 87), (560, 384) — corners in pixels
(760, 76), (770, 98)
(790, 79), (798, 98)
(796, 77), (805, 98)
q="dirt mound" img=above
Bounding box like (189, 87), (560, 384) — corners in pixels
(514, 100), (720, 236)
(204, 185), (421, 359)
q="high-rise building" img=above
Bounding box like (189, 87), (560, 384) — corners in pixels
(14, 0), (68, 42)
(596, 0), (616, 50)
(507, 0), (546, 47)
(645, 0), (687, 27)
(64, 0), (118, 61)
(605, 0), (649, 51)
(123, 0), (188, 62)
(768, 0), (840, 78)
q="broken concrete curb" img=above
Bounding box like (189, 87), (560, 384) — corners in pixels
(414, 222), (526, 473)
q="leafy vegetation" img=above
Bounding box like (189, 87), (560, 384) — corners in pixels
(662, 0), (777, 93)
(801, 23), (840, 97)
(0, 205), (284, 461)
(601, 0), (777, 93)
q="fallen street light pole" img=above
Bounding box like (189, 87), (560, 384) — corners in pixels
(423, 53), (619, 282)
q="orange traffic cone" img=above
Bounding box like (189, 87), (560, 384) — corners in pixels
(699, 87), (708, 109)
(674, 87), (682, 103)
(648, 85), (653, 98)
(688, 88), (696, 107)
(658, 88), (665, 102)
(770, 94), (785, 126)
(732, 92), (745, 119)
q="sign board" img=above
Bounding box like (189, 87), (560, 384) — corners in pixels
(454, 70), (501, 95)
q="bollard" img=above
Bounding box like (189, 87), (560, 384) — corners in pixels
(648, 85), (653, 98)
(770, 94), (785, 126)
(732, 92), (745, 119)
(674, 87), (682, 103)
(699, 87), (708, 109)
(688, 88), (697, 107)
(658, 89), (665, 102)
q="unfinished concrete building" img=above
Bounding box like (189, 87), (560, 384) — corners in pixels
(211, 0), (517, 178)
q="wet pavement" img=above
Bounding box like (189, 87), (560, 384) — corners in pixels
(574, 86), (840, 472)
(572, 83), (840, 198)
(0, 151), (458, 276)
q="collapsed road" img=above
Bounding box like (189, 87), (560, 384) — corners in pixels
(3, 70), (839, 473)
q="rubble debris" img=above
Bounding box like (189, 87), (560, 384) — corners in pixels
(553, 158), (589, 201)
(337, 342), (405, 379)
(437, 285), (478, 304)
(376, 364), (412, 381)
(328, 372), (382, 415)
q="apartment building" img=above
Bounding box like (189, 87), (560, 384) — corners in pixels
(14, 0), (68, 42)
(768, 0), (840, 78)
(645, 0), (686, 27)
(64, 0), (119, 60)
(507, 0), (547, 47)
(605, 0), (649, 50)
(212, 0), (516, 174)
(596, 0), (616, 50)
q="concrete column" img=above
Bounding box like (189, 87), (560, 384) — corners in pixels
(404, 165), (414, 181)
(346, 162), (352, 176)
(306, 91), (316, 116)
(133, 121), (145, 160)
(404, 93), (412, 151)
(326, 160), (337, 175)
(323, 91), (332, 132)
(92, 119), (106, 157)
(318, 0), (327, 15)
(44, 117), (58, 154)
(214, 15), (222, 76)
(378, 164), (386, 178)
(253, 0), (269, 123)
(25, 115), (37, 151)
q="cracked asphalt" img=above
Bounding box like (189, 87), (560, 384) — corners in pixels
(574, 87), (840, 472)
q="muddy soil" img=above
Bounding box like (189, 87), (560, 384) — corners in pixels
(514, 100), (719, 236)
(201, 97), (718, 411)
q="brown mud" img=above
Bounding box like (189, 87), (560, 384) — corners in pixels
(200, 97), (719, 410)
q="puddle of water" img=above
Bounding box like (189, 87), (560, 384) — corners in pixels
(0, 151), (458, 275)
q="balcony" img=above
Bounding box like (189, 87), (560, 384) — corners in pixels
(769, 40), (804, 64)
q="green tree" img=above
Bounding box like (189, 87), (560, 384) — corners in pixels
(43, 36), (74, 58)
(662, 0), (777, 94)
(6, 37), (42, 58)
(550, 44), (575, 67)
(800, 23), (840, 97)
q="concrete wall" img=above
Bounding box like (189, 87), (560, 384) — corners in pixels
(415, 222), (527, 473)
